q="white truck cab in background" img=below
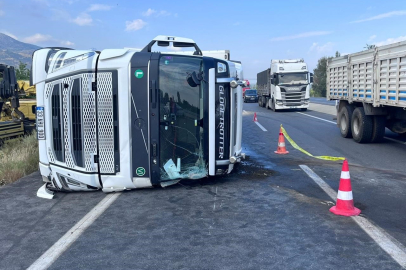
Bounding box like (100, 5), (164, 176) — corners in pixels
(257, 59), (313, 111)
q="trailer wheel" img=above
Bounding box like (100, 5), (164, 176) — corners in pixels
(339, 105), (354, 138)
(370, 116), (386, 143)
(351, 107), (373, 143)
(258, 97), (261, 107)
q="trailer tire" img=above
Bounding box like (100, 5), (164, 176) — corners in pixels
(370, 116), (386, 143)
(339, 105), (354, 138)
(351, 107), (373, 143)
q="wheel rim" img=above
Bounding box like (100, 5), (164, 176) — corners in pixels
(340, 115), (347, 131)
(353, 117), (360, 135)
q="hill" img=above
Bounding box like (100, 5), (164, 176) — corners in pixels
(0, 33), (40, 68)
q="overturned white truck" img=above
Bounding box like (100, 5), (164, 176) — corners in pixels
(327, 41), (406, 143)
(31, 36), (245, 198)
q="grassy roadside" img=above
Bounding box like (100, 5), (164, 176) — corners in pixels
(0, 132), (39, 186)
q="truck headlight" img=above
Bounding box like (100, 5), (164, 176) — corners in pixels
(304, 99), (309, 104)
(276, 100), (283, 105)
(217, 62), (227, 73)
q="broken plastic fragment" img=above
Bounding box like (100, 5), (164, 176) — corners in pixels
(164, 159), (181, 179)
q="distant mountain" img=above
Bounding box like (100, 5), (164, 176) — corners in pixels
(0, 33), (40, 68)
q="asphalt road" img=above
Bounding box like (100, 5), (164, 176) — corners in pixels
(1, 102), (405, 269)
(310, 97), (337, 106)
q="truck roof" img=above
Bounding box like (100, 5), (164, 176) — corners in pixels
(271, 59), (305, 64)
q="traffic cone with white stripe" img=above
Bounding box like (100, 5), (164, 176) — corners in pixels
(274, 126), (289, 154)
(253, 112), (258, 122)
(330, 160), (361, 216)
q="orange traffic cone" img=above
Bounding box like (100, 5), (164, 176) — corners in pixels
(330, 160), (361, 216)
(253, 113), (258, 122)
(274, 127), (289, 154)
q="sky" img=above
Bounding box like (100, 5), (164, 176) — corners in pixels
(1, 0), (406, 84)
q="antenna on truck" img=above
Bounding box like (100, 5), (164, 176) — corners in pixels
(141, 35), (203, 56)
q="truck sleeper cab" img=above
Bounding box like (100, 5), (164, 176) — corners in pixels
(32, 36), (244, 198)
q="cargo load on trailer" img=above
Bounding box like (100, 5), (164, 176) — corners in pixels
(327, 41), (406, 143)
(31, 35), (245, 197)
(257, 59), (313, 111)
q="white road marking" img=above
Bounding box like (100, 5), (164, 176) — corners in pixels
(28, 193), (121, 270)
(255, 121), (267, 132)
(297, 112), (406, 146)
(300, 165), (406, 268)
(296, 112), (336, 124)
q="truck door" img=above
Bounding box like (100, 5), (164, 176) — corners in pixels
(129, 52), (160, 185)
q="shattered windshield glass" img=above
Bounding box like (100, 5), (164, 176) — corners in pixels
(159, 55), (207, 182)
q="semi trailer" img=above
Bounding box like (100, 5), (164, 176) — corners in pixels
(31, 35), (245, 198)
(327, 41), (406, 143)
(257, 59), (313, 111)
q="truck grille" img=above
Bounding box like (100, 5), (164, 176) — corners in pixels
(51, 84), (63, 162)
(46, 72), (118, 173)
(280, 87), (306, 106)
(71, 78), (83, 167)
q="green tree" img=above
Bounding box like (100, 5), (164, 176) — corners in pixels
(312, 56), (332, 97)
(364, 44), (376, 50)
(335, 51), (341, 57)
(15, 61), (30, 80)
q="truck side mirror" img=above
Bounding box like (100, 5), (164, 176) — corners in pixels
(270, 78), (274, 84)
(310, 73), (314, 83)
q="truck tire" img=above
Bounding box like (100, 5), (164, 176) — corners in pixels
(351, 107), (373, 143)
(370, 116), (386, 143)
(339, 105), (354, 138)
(300, 108), (307, 111)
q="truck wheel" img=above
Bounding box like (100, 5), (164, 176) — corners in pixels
(370, 116), (386, 143)
(267, 98), (271, 110)
(339, 105), (354, 138)
(351, 107), (373, 143)
(300, 108), (307, 111)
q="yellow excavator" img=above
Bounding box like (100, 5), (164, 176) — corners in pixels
(0, 64), (36, 140)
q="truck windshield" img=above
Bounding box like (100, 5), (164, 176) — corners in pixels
(278, 73), (308, 85)
(159, 55), (207, 181)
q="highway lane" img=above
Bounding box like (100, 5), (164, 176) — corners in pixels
(1, 102), (405, 269)
(243, 102), (406, 248)
(310, 97), (337, 106)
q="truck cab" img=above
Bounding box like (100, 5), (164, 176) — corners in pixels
(31, 36), (244, 197)
(258, 59), (313, 111)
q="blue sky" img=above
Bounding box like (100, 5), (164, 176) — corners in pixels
(1, 0), (406, 83)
